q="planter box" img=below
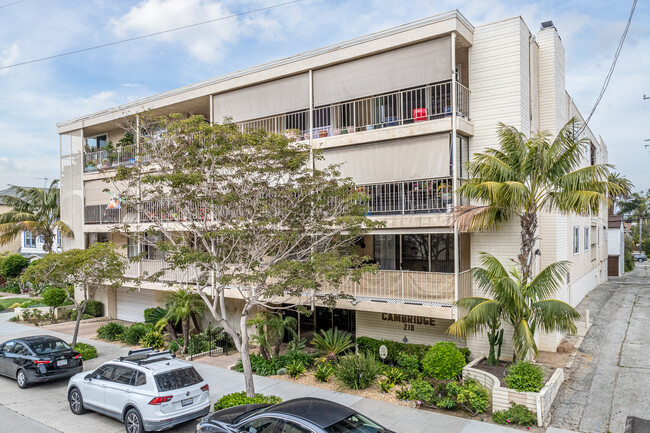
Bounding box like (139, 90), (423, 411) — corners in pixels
(14, 304), (76, 320)
(462, 356), (564, 427)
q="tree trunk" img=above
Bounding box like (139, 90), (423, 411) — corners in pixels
(165, 323), (178, 341)
(191, 312), (201, 332)
(518, 211), (538, 283)
(181, 318), (189, 354)
(240, 314), (256, 397)
(71, 301), (86, 347)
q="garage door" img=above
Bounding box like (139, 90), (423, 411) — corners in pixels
(116, 288), (157, 323)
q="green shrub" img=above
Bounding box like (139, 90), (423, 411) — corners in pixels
(504, 361), (544, 392)
(459, 347), (471, 363)
(286, 337), (307, 353)
(144, 307), (167, 325)
(311, 328), (354, 359)
(356, 336), (430, 363)
(168, 339), (180, 353)
(85, 300), (104, 317)
(396, 386), (415, 401)
(121, 322), (151, 345)
(8, 316), (19, 322)
(421, 342), (466, 380)
(335, 353), (381, 390)
(283, 350), (315, 368)
(379, 379), (395, 393)
(234, 351), (316, 377)
(213, 392), (282, 411)
(493, 402), (537, 426)
(96, 322), (126, 341)
(73, 342), (98, 360)
(397, 353), (420, 379)
(68, 310), (93, 321)
(140, 330), (165, 349)
(1, 285), (21, 294)
(385, 367), (405, 385)
(42, 287), (68, 307)
(1, 254), (28, 279)
(314, 361), (334, 382)
(455, 379), (489, 415)
(286, 360), (305, 378)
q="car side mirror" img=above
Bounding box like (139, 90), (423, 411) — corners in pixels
(84, 374), (92, 381)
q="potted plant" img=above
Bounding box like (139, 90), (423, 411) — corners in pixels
(318, 129), (329, 138)
(438, 183), (452, 209)
(332, 128), (341, 136)
(284, 129), (300, 141)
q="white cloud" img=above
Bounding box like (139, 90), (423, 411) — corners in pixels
(110, 0), (242, 62)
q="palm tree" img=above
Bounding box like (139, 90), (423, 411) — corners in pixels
(607, 172), (633, 211)
(457, 119), (619, 284)
(248, 312), (297, 360)
(0, 180), (72, 252)
(163, 287), (206, 354)
(448, 253), (580, 361)
(619, 191), (649, 250)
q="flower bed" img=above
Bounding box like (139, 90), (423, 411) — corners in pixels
(462, 356), (564, 426)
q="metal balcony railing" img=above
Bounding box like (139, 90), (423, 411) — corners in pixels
(84, 145), (137, 172)
(237, 81), (471, 140)
(358, 177), (453, 216)
(84, 204), (122, 224)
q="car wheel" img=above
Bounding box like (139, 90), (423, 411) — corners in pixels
(69, 388), (87, 415)
(124, 408), (145, 433)
(16, 370), (30, 389)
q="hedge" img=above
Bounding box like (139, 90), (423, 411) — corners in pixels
(73, 342), (98, 360)
(214, 392), (282, 411)
(356, 336), (431, 363)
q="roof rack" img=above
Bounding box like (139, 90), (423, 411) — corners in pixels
(119, 348), (177, 365)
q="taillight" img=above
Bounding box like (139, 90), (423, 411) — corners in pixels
(200, 384), (209, 392)
(33, 360), (50, 364)
(73, 354), (82, 359)
(148, 396), (173, 405)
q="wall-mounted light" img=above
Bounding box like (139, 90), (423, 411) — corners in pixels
(402, 336), (408, 343)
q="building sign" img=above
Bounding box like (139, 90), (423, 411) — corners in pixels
(379, 345), (388, 360)
(381, 313), (436, 332)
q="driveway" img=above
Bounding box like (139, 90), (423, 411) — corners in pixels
(550, 263), (650, 433)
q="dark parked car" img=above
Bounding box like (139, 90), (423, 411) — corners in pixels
(196, 397), (395, 433)
(0, 335), (83, 388)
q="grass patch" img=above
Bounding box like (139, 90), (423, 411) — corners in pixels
(0, 298), (30, 310)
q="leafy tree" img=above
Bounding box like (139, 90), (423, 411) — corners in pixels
(448, 253), (580, 361)
(0, 180), (73, 252)
(248, 312), (297, 360)
(162, 288), (206, 354)
(456, 119), (619, 283)
(111, 114), (379, 396)
(21, 243), (126, 346)
(619, 191), (649, 251)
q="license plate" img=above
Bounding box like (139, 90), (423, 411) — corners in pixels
(181, 398), (193, 407)
(56, 359), (68, 367)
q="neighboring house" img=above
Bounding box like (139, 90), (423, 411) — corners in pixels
(0, 187), (62, 260)
(608, 213), (625, 277)
(56, 11), (608, 358)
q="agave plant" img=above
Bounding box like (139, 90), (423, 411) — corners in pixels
(311, 328), (354, 360)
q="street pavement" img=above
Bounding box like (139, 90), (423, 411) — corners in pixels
(550, 262), (650, 433)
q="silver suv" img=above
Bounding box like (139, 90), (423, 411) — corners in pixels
(67, 348), (210, 433)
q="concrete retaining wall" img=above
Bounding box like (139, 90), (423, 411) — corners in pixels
(462, 356), (564, 427)
(14, 304), (76, 319)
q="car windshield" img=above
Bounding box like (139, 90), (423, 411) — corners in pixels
(324, 413), (387, 433)
(30, 339), (71, 355)
(154, 367), (203, 392)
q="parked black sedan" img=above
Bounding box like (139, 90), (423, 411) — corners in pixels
(0, 335), (83, 388)
(196, 397), (395, 433)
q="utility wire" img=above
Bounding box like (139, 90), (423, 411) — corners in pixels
(0, 0), (26, 8)
(0, 0), (304, 70)
(580, 0), (636, 133)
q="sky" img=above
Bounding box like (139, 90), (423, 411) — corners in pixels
(0, 0), (648, 192)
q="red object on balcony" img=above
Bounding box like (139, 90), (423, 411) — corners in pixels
(412, 108), (428, 122)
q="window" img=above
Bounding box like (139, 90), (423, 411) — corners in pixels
(112, 366), (135, 385)
(134, 371), (146, 386)
(573, 226), (580, 255)
(239, 418), (282, 433)
(31, 339), (71, 355)
(324, 413), (387, 433)
(280, 421), (314, 433)
(154, 367), (203, 392)
(85, 134), (107, 152)
(24, 232), (36, 248)
(56, 230), (62, 248)
(590, 143), (597, 165)
(0, 341), (15, 353)
(127, 237), (139, 258)
(584, 227), (590, 251)
(12, 343), (29, 356)
(93, 365), (115, 381)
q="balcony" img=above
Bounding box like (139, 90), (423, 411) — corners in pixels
(84, 204), (123, 225)
(84, 145), (136, 173)
(359, 177), (453, 216)
(124, 260), (471, 306)
(237, 81), (470, 140)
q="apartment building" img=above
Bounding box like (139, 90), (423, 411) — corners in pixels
(56, 11), (608, 359)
